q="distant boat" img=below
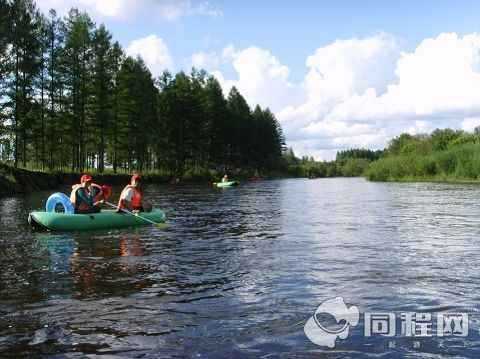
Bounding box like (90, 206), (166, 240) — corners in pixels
(214, 181), (239, 188)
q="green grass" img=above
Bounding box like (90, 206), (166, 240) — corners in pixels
(366, 143), (480, 183)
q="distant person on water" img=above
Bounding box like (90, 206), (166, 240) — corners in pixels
(117, 174), (152, 213)
(70, 174), (107, 214)
(222, 174), (229, 183)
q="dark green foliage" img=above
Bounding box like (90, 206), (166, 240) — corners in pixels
(0, 0), (9, 53)
(282, 148), (379, 178)
(156, 73), (285, 176)
(336, 148), (383, 162)
(91, 24), (113, 173)
(366, 129), (480, 181)
(2, 0), (42, 167)
(341, 158), (370, 177)
(0, 1), (285, 176)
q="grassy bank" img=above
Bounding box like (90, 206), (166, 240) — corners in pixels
(366, 131), (480, 182)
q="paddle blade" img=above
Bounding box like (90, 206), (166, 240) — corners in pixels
(154, 222), (169, 229)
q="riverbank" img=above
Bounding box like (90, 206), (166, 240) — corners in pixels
(0, 164), (60, 197)
(366, 174), (480, 184)
(0, 164), (173, 197)
(364, 130), (480, 183)
(0, 164), (295, 197)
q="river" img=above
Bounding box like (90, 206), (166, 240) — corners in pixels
(1, 178), (480, 357)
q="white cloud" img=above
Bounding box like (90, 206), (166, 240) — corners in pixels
(191, 51), (222, 70)
(94, 0), (126, 17)
(208, 46), (303, 113)
(126, 35), (173, 76)
(304, 33), (399, 104)
(189, 45), (236, 70)
(462, 117), (480, 132)
(277, 34), (403, 158)
(36, 0), (221, 21)
(313, 32), (480, 155)
(208, 33), (480, 160)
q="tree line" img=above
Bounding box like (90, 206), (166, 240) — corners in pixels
(0, 0), (286, 176)
(283, 147), (383, 178)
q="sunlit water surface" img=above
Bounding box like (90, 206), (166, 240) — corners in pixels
(1, 178), (480, 357)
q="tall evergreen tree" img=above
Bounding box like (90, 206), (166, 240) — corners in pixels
(0, 0), (11, 145)
(91, 24), (112, 172)
(45, 8), (63, 170)
(61, 9), (94, 171)
(4, 0), (42, 167)
(107, 41), (124, 173)
(203, 76), (229, 167)
(227, 87), (252, 167)
(116, 56), (158, 171)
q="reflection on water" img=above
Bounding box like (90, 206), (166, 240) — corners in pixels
(2, 179), (480, 356)
(31, 233), (155, 300)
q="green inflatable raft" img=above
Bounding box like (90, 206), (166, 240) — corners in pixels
(28, 209), (166, 232)
(214, 181), (239, 188)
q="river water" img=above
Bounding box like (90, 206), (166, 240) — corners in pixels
(1, 178), (480, 357)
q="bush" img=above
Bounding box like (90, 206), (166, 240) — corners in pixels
(340, 158), (370, 177)
(367, 143), (480, 181)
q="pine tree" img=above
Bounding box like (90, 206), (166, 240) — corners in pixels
(5, 0), (42, 167)
(0, 0), (11, 146)
(91, 24), (113, 172)
(61, 9), (94, 171)
(227, 87), (252, 167)
(45, 9), (63, 170)
(108, 41), (124, 173)
(203, 76), (229, 168)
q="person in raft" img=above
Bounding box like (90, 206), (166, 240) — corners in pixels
(117, 174), (152, 213)
(70, 174), (110, 214)
(222, 174), (229, 183)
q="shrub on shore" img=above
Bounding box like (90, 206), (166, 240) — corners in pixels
(367, 141), (480, 181)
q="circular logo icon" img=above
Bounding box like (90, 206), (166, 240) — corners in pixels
(304, 297), (359, 348)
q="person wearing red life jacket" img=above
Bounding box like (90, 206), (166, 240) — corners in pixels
(70, 175), (110, 214)
(117, 174), (152, 213)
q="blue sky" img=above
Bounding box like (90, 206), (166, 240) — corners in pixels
(89, 0), (480, 79)
(38, 0), (480, 159)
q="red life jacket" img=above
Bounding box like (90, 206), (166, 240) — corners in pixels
(91, 183), (104, 203)
(118, 185), (143, 210)
(70, 183), (103, 211)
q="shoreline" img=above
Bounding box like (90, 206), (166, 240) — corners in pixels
(0, 164), (295, 198)
(367, 175), (480, 184)
(5, 163), (480, 199)
(0, 164), (188, 198)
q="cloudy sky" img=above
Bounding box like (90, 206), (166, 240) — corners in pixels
(37, 0), (480, 159)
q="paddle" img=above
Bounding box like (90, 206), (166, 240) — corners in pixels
(104, 201), (167, 229)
